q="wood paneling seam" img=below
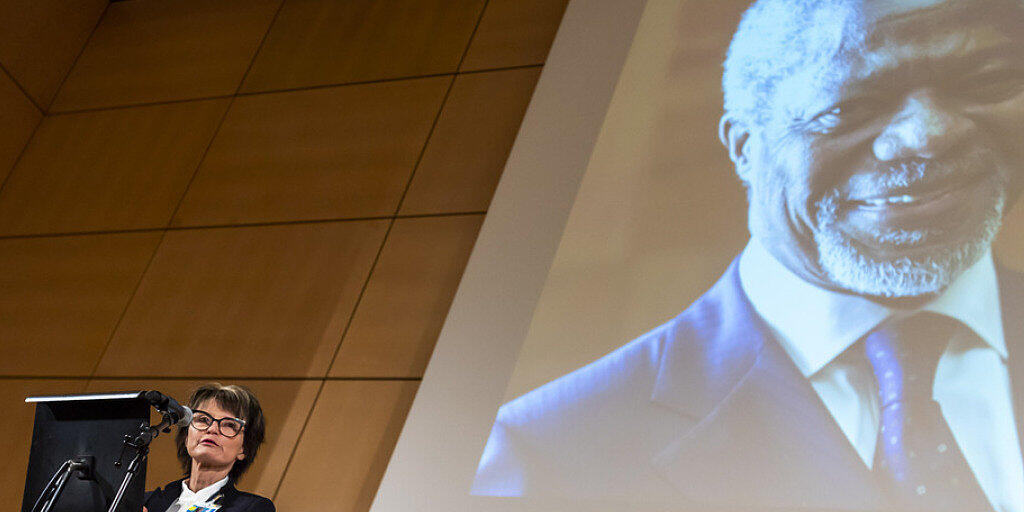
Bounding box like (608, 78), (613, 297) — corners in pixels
(85, 230), (167, 379)
(270, 4), (494, 495)
(233, 0), (288, 96)
(0, 62), (43, 114)
(392, 0), (493, 214)
(86, 86), (235, 378)
(162, 95), (237, 226)
(47, 64), (543, 118)
(0, 114), (44, 202)
(43, 1), (110, 114)
(270, 216), (398, 500)
(0, 211), (488, 241)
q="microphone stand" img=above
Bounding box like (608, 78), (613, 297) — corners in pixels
(106, 412), (176, 512)
(30, 457), (93, 512)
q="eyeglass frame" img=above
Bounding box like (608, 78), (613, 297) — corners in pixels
(189, 409), (247, 438)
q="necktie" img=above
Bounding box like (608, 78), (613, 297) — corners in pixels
(864, 313), (991, 511)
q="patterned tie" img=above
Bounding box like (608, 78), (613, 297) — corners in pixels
(864, 313), (991, 511)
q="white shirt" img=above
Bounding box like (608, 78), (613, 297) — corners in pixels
(738, 239), (1024, 512)
(164, 476), (229, 512)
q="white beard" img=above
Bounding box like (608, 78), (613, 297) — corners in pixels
(812, 186), (1005, 298)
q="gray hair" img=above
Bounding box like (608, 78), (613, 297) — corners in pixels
(722, 0), (865, 126)
(722, 0), (1024, 127)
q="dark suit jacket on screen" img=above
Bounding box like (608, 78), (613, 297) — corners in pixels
(472, 260), (1024, 510)
(144, 479), (275, 512)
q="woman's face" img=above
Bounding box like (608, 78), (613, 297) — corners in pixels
(185, 400), (246, 471)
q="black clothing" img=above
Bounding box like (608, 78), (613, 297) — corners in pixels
(143, 479), (275, 512)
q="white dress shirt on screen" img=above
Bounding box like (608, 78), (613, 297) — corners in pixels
(738, 238), (1024, 512)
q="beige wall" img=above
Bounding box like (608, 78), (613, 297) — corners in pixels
(0, 0), (567, 510)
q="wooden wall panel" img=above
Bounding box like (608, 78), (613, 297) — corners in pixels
(0, 99), (229, 236)
(172, 78), (450, 226)
(331, 215), (483, 378)
(50, 0), (281, 112)
(0, 0), (106, 108)
(0, 70), (41, 186)
(96, 221), (388, 378)
(85, 378), (320, 497)
(4, 379), (86, 511)
(2, 0), (560, 506)
(400, 68), (541, 215)
(0, 233), (161, 375)
(273, 381), (419, 511)
(241, 0), (486, 93)
(460, 0), (570, 71)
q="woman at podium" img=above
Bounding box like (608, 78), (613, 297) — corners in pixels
(142, 383), (275, 512)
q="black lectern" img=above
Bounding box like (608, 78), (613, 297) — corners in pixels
(21, 392), (150, 512)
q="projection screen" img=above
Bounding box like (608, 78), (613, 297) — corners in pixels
(373, 0), (1024, 510)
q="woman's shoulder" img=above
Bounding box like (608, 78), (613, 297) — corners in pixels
(228, 486), (275, 512)
(147, 478), (184, 494)
(143, 479), (185, 509)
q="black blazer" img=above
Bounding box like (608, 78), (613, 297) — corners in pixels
(143, 478), (275, 512)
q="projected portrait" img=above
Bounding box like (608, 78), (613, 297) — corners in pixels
(473, 0), (1024, 510)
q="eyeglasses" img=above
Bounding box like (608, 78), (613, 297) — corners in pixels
(190, 410), (246, 438)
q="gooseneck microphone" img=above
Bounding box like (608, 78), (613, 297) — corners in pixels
(105, 391), (193, 512)
(143, 390), (193, 430)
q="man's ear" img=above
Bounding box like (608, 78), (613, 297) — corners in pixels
(237, 452), (245, 461)
(719, 114), (755, 182)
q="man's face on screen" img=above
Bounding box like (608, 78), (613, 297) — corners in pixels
(743, 0), (1024, 299)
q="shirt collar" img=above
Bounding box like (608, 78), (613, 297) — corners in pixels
(179, 476), (229, 504)
(922, 249), (1006, 358)
(738, 238), (1005, 377)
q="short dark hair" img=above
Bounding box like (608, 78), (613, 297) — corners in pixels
(175, 383), (266, 481)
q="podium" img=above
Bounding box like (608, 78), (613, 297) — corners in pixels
(21, 392), (151, 512)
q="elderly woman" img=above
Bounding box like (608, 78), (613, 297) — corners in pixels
(143, 383), (275, 512)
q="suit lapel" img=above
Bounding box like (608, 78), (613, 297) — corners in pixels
(648, 261), (883, 509)
(146, 479), (184, 512)
(216, 480), (240, 510)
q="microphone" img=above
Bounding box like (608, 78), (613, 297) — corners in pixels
(143, 390), (193, 428)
